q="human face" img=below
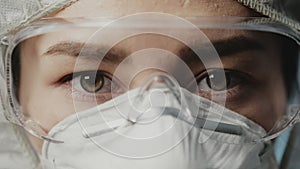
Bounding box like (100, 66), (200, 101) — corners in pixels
(18, 0), (286, 151)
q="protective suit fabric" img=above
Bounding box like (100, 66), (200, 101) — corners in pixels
(0, 0), (299, 37)
(236, 0), (300, 31)
(0, 1), (298, 169)
(0, 0), (76, 116)
(0, 114), (39, 169)
(0, 0), (76, 36)
(0, 0), (75, 78)
(41, 88), (278, 169)
(0, 1), (75, 167)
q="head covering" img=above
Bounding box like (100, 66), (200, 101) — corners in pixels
(0, 0), (77, 122)
(0, 1), (76, 168)
(0, 0), (298, 169)
(0, 0), (76, 35)
(236, 0), (300, 31)
(0, 0), (299, 38)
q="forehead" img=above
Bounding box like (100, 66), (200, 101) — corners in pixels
(51, 0), (260, 17)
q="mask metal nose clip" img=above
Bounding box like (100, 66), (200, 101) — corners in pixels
(86, 72), (197, 138)
(83, 71), (250, 141)
(126, 72), (194, 125)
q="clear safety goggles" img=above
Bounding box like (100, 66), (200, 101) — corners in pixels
(1, 13), (300, 144)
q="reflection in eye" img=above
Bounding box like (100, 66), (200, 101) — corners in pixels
(197, 69), (247, 92)
(72, 71), (110, 94)
(59, 71), (125, 103)
(78, 73), (104, 93)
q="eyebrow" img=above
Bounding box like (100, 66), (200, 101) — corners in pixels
(177, 35), (266, 64)
(43, 36), (266, 64)
(181, 35), (265, 56)
(43, 41), (126, 64)
(212, 35), (266, 56)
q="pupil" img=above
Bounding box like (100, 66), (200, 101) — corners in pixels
(206, 71), (229, 91)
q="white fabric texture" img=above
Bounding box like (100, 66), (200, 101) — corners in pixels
(236, 0), (300, 31)
(41, 88), (278, 169)
(0, 0), (298, 169)
(0, 0), (76, 36)
(0, 114), (38, 169)
(0, 1), (75, 169)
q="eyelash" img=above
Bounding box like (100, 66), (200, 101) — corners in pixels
(58, 69), (251, 103)
(196, 69), (251, 99)
(58, 71), (119, 102)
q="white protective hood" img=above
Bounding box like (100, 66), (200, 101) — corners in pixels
(0, 0), (299, 169)
(0, 1), (75, 168)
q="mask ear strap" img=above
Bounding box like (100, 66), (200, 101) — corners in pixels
(20, 117), (64, 143)
(280, 123), (300, 169)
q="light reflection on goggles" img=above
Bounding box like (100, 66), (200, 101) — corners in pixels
(2, 13), (300, 144)
(82, 73), (244, 140)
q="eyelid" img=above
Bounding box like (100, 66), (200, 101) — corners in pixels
(58, 70), (113, 84)
(195, 68), (251, 83)
(195, 68), (253, 102)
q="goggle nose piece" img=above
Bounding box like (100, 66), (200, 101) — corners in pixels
(83, 72), (198, 138)
(126, 72), (195, 125)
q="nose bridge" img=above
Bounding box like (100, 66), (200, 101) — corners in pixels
(129, 69), (168, 89)
(112, 47), (201, 95)
(127, 72), (195, 123)
(112, 47), (195, 90)
(115, 33), (184, 54)
(130, 72), (180, 112)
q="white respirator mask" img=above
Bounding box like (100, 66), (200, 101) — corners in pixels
(40, 74), (277, 169)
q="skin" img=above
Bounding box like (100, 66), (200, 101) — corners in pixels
(18, 0), (286, 151)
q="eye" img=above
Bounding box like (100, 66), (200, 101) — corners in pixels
(197, 69), (246, 92)
(71, 71), (113, 94)
(56, 70), (126, 103)
(79, 73), (104, 93)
